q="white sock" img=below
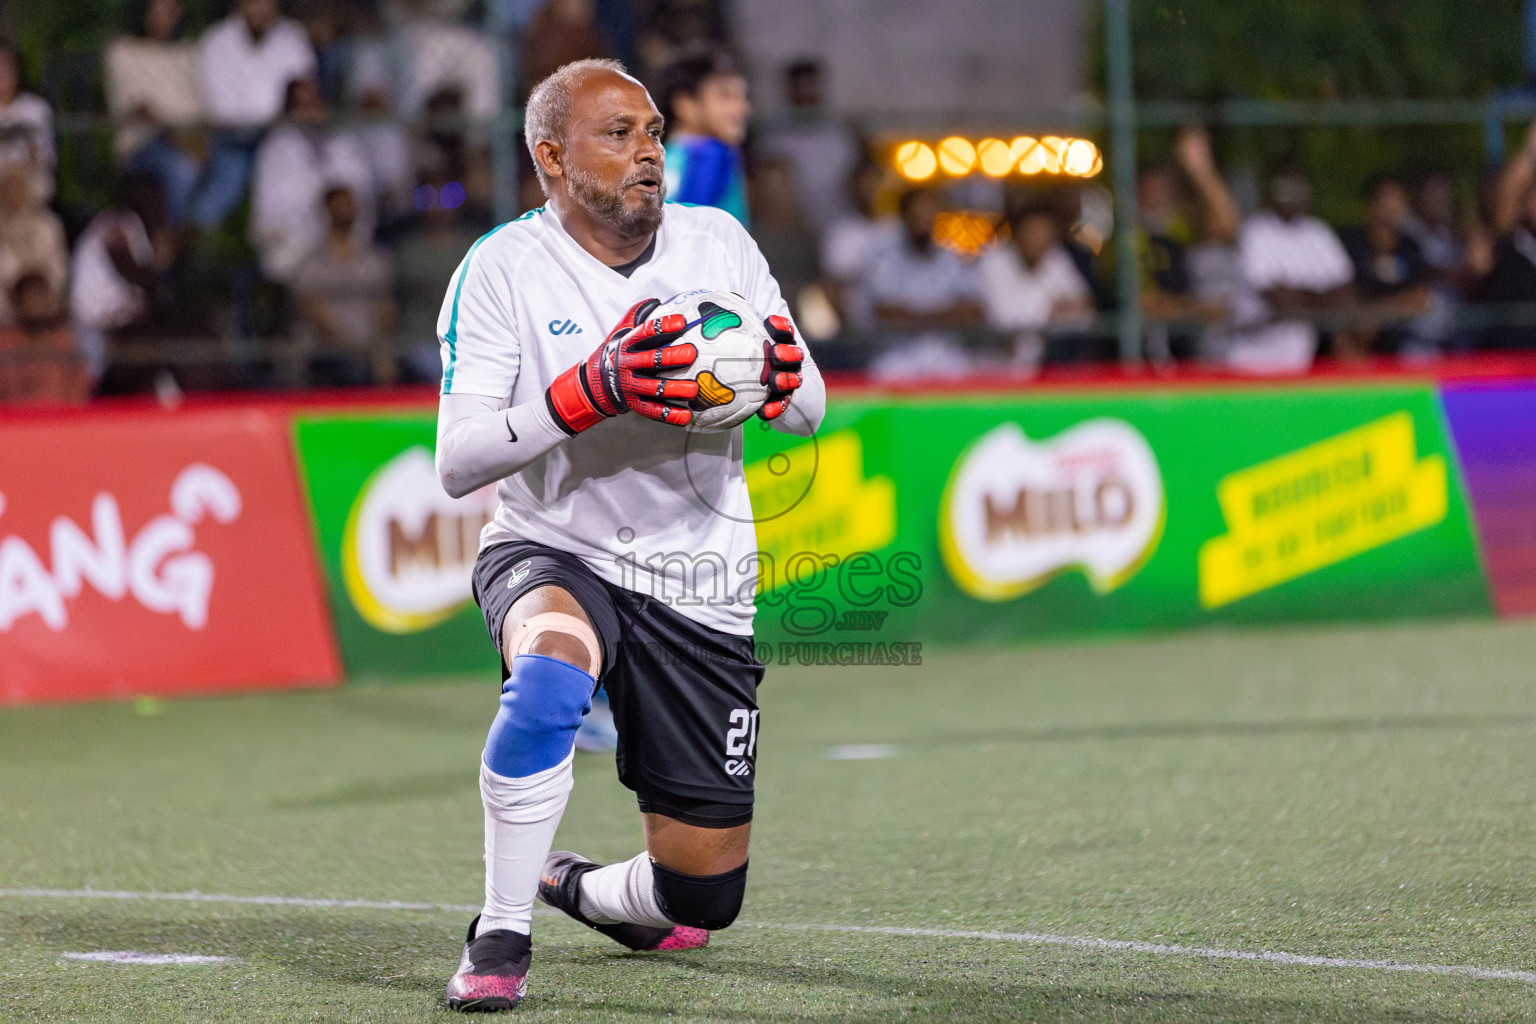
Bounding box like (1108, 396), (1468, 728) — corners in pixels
(476, 752), (574, 936)
(576, 852), (674, 928)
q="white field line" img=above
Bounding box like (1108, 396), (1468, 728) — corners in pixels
(0, 887), (479, 914)
(63, 951), (234, 965)
(3, 887), (1533, 985)
(760, 923), (1536, 985)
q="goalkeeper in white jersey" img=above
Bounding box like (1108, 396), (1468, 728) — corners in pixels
(433, 58), (825, 1011)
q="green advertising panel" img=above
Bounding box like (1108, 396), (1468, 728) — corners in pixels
(739, 384), (1490, 652)
(294, 415), (499, 678)
(293, 384), (1490, 677)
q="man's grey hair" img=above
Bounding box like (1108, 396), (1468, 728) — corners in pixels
(524, 58), (637, 187)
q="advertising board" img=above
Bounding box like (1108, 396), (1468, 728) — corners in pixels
(0, 409), (340, 702)
(293, 415), (500, 677)
(742, 385), (1489, 651)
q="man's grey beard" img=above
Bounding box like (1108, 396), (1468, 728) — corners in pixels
(567, 166), (665, 237)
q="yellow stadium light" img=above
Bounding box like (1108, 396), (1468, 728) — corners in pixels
(1087, 149), (1104, 176)
(1062, 138), (1099, 176)
(1037, 136), (1066, 174)
(976, 138), (1013, 177)
(937, 136), (976, 175)
(895, 140), (937, 181)
(1009, 136), (1035, 166)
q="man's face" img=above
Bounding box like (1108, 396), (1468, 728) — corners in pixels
(691, 74), (751, 146)
(325, 188), (356, 232)
(901, 192), (938, 246)
(0, 52), (18, 103)
(1014, 213), (1059, 266)
(1367, 181), (1410, 230)
(1270, 174), (1311, 220)
(239, 0), (280, 35)
(287, 77), (326, 122)
(556, 72), (667, 238)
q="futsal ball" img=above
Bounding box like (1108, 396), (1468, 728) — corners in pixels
(652, 290), (770, 432)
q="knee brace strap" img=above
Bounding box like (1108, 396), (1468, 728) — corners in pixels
(651, 860), (748, 931)
(484, 653), (594, 777)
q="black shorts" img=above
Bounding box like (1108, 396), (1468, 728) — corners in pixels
(472, 540), (764, 828)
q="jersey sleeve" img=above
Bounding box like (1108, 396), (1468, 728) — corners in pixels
(438, 229), (520, 398)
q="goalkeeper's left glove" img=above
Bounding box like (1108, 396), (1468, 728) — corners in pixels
(758, 315), (804, 422)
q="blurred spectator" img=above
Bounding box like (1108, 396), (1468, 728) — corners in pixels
(1405, 169), (1467, 275)
(292, 186), (398, 385)
(389, 0), (500, 124)
(1224, 169), (1354, 373)
(106, 0), (203, 227)
(415, 86), (494, 214)
(748, 158), (819, 323)
(347, 84), (416, 224)
(1339, 175), (1437, 356)
(0, 40), (56, 203)
(0, 273), (89, 405)
(395, 176), (481, 381)
(659, 46), (751, 225)
(761, 59), (859, 232)
(976, 203), (1093, 369)
(191, 0), (317, 228)
(520, 0), (607, 100)
(0, 164), (68, 326)
(820, 156), (899, 332)
(1138, 127), (1239, 322)
(864, 186), (984, 382)
(70, 172), (175, 383)
(637, 0), (730, 79)
(1476, 120), (1536, 349)
(300, 0), (352, 106)
(250, 76), (374, 283)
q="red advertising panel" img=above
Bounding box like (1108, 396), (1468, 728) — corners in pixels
(0, 408), (341, 702)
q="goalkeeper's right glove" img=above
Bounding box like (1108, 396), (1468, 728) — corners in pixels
(545, 298), (699, 434)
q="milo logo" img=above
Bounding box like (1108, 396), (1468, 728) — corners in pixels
(940, 419), (1165, 600)
(341, 447), (498, 633)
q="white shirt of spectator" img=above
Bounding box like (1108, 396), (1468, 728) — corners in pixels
(70, 210), (153, 331)
(976, 243), (1088, 329)
(1232, 209), (1353, 374)
(0, 93), (56, 201)
(106, 36), (202, 158)
(437, 202), (819, 636)
(197, 15), (316, 128)
(391, 21), (500, 122)
(819, 213), (899, 329)
(250, 125), (375, 282)
(863, 233), (979, 316)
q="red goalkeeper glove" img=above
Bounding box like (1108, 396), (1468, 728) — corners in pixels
(758, 314), (804, 422)
(545, 298), (700, 433)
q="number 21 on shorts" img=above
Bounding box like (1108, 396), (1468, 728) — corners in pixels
(724, 708), (758, 776)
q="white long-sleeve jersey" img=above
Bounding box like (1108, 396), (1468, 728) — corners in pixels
(434, 201), (825, 636)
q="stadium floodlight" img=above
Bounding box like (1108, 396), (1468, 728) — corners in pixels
(977, 138), (1014, 176)
(937, 136), (977, 175)
(895, 140), (938, 180)
(1062, 138), (1100, 176)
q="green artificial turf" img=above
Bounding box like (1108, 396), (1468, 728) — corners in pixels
(3, 617), (1536, 1021)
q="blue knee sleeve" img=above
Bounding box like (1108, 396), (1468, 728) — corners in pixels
(483, 654), (594, 777)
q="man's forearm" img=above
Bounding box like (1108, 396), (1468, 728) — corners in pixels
(436, 392), (570, 498)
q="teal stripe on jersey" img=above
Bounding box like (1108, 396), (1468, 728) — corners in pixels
(441, 208), (543, 393)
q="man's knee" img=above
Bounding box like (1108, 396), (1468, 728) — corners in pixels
(503, 608), (601, 676)
(651, 860), (748, 931)
(483, 654), (594, 777)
